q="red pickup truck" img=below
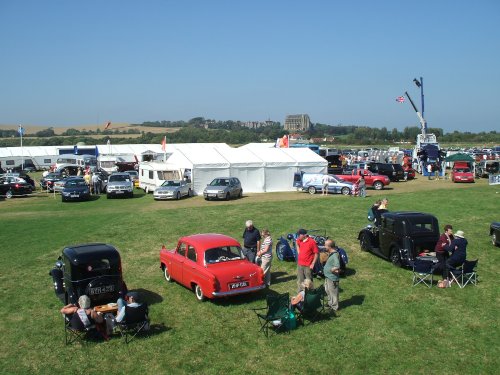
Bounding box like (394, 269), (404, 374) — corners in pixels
(335, 169), (390, 190)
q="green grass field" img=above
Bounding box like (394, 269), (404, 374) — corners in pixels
(0, 177), (498, 375)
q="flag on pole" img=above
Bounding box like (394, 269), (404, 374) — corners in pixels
(161, 136), (167, 151)
(104, 121), (111, 130)
(395, 96), (405, 103)
(18, 125), (25, 136)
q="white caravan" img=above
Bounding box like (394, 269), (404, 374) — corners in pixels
(139, 162), (186, 193)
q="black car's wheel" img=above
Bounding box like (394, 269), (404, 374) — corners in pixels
(373, 181), (383, 190)
(163, 266), (172, 282)
(360, 232), (372, 252)
(238, 189), (243, 198)
(308, 186), (317, 195)
(188, 189), (193, 197)
(204, 197), (209, 201)
(341, 187), (350, 195)
(390, 247), (402, 267)
(5, 190), (13, 199)
(225, 192), (230, 201)
(176, 191), (181, 200)
(194, 284), (206, 301)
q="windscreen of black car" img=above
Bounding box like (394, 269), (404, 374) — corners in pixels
(66, 180), (87, 187)
(407, 217), (437, 234)
(205, 246), (243, 264)
(71, 258), (120, 280)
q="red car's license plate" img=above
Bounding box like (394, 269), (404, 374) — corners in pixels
(229, 281), (249, 289)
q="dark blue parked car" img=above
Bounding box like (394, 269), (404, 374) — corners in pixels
(61, 177), (90, 202)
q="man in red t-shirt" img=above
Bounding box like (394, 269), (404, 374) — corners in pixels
(296, 229), (319, 291)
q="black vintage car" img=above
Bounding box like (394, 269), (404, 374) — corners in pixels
(49, 243), (127, 306)
(490, 222), (500, 247)
(358, 212), (440, 267)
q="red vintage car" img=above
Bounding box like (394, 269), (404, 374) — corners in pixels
(160, 234), (265, 301)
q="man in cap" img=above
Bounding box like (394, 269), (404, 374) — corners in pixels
(242, 220), (261, 263)
(296, 229), (319, 291)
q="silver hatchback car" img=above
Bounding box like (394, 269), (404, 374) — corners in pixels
(203, 177), (242, 201)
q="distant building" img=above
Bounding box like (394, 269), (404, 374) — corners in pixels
(284, 114), (311, 132)
(242, 120), (278, 129)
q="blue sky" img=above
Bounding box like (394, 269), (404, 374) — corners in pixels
(1, 0), (499, 133)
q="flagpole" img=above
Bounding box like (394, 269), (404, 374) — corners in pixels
(163, 136), (167, 162)
(19, 124), (24, 171)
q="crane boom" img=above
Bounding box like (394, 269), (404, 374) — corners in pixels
(404, 91), (427, 137)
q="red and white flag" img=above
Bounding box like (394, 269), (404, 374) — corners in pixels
(395, 96), (405, 103)
(161, 136), (166, 151)
(104, 121), (112, 130)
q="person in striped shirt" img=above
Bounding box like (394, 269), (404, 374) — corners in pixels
(257, 228), (273, 287)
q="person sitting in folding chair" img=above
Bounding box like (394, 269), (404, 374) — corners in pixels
(444, 230), (467, 282)
(61, 295), (103, 330)
(112, 291), (149, 343)
(61, 295), (105, 343)
(115, 292), (142, 324)
(291, 279), (314, 312)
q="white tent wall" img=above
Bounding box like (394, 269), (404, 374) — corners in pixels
(245, 148), (297, 192)
(167, 147), (231, 194)
(281, 148), (327, 174)
(213, 146), (265, 193)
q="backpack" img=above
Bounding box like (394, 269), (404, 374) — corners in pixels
(337, 248), (348, 270)
(367, 207), (375, 222)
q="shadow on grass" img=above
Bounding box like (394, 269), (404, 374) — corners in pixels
(271, 271), (296, 285)
(342, 268), (357, 277)
(339, 294), (365, 310)
(212, 289), (269, 307)
(131, 288), (164, 305)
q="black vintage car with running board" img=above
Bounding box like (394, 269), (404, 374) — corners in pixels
(358, 212), (440, 267)
(49, 243), (127, 306)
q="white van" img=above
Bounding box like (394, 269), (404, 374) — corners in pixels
(139, 162), (185, 193)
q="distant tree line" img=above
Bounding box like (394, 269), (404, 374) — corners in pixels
(0, 127), (140, 139)
(0, 119), (498, 147)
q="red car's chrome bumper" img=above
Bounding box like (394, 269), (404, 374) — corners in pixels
(212, 284), (266, 297)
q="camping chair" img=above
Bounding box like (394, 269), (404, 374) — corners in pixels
(63, 314), (96, 345)
(449, 259), (478, 289)
(117, 303), (150, 344)
(251, 293), (290, 337)
(412, 259), (435, 288)
(296, 286), (325, 325)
